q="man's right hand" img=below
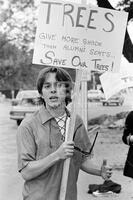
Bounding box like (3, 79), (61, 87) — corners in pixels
(56, 141), (74, 160)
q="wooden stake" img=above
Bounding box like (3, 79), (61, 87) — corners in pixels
(59, 1), (88, 199)
(81, 0), (88, 130)
(59, 69), (82, 200)
(81, 79), (88, 129)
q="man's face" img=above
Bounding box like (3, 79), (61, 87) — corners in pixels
(41, 73), (66, 108)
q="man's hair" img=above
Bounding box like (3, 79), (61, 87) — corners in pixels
(36, 66), (73, 106)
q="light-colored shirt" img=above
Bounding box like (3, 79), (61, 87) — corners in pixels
(55, 113), (67, 141)
(17, 106), (91, 200)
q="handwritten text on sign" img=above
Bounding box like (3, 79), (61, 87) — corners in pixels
(32, 1), (128, 72)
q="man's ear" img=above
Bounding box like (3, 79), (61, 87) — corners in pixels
(39, 93), (43, 98)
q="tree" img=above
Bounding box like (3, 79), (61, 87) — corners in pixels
(0, 0), (38, 52)
(0, 33), (40, 90)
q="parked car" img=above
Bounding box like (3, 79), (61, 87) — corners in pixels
(10, 90), (41, 125)
(11, 90), (38, 105)
(87, 89), (104, 102)
(101, 94), (124, 106)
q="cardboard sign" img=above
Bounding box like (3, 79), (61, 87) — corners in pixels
(33, 0), (128, 73)
(100, 72), (123, 99)
(100, 63), (133, 99)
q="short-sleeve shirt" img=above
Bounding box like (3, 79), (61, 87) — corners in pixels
(16, 106), (91, 200)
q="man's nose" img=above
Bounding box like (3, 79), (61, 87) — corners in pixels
(51, 84), (57, 93)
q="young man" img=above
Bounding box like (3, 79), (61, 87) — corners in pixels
(17, 66), (112, 200)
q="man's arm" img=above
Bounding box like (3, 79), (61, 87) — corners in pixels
(80, 158), (101, 176)
(80, 157), (112, 180)
(21, 151), (60, 181)
(20, 141), (74, 181)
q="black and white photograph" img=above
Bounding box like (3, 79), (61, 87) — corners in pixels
(0, 0), (133, 200)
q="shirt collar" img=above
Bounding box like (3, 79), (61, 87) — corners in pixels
(39, 105), (70, 124)
(39, 106), (53, 124)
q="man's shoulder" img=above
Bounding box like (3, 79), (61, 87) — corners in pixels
(19, 108), (41, 128)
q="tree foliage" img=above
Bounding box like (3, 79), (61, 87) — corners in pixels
(0, 0), (38, 52)
(0, 33), (40, 90)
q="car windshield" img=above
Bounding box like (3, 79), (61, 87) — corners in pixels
(16, 90), (39, 100)
(20, 97), (40, 106)
(110, 94), (120, 99)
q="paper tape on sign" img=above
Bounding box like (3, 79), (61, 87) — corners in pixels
(32, 0), (128, 73)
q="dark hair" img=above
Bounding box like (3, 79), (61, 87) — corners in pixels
(36, 66), (73, 106)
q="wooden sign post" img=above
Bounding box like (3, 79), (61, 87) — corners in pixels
(81, 0), (88, 130)
(59, 69), (83, 200)
(81, 72), (88, 130)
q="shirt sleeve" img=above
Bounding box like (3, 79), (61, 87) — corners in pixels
(16, 122), (36, 172)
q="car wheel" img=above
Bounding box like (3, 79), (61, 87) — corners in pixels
(17, 120), (22, 126)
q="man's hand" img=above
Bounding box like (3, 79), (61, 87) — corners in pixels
(56, 141), (74, 160)
(101, 160), (112, 180)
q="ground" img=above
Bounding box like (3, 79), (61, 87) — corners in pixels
(77, 126), (133, 200)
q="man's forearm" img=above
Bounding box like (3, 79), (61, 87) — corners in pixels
(21, 151), (60, 181)
(80, 159), (101, 176)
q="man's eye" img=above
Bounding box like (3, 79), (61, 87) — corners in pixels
(43, 84), (50, 89)
(57, 82), (65, 87)
(57, 82), (62, 87)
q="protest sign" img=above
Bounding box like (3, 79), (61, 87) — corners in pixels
(100, 72), (123, 100)
(100, 63), (133, 99)
(32, 0), (128, 73)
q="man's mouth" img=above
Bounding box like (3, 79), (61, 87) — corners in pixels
(49, 96), (58, 101)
